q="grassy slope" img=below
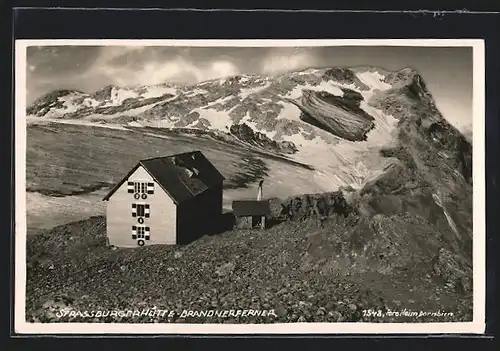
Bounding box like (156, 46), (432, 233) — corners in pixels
(26, 122), (328, 232)
(27, 123), (273, 196)
(26, 215), (471, 324)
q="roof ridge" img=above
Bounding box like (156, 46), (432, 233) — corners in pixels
(103, 150), (224, 204)
(139, 150), (201, 162)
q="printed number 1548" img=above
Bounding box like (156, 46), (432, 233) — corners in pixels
(362, 309), (384, 317)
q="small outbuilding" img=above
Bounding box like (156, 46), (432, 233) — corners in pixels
(231, 179), (270, 229)
(102, 150), (225, 247)
(232, 200), (271, 229)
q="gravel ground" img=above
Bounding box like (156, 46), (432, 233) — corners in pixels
(25, 215), (472, 324)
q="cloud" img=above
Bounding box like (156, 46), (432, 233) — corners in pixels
(92, 58), (239, 86)
(94, 46), (147, 65)
(461, 123), (473, 139)
(209, 61), (239, 80)
(261, 49), (319, 75)
(85, 47), (240, 86)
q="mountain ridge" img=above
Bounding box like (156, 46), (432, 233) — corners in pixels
(26, 66), (471, 194)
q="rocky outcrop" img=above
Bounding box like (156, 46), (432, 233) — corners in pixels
(322, 68), (370, 90)
(90, 85), (115, 102)
(291, 89), (375, 141)
(268, 191), (355, 222)
(27, 90), (85, 117)
(433, 248), (472, 294)
(229, 123), (297, 155)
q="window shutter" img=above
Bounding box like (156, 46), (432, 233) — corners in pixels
(145, 226), (150, 240)
(147, 183), (154, 194)
(127, 181), (134, 193)
(131, 226), (137, 239)
(145, 204), (150, 218)
(132, 204), (137, 217)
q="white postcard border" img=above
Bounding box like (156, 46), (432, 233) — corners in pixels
(14, 39), (486, 335)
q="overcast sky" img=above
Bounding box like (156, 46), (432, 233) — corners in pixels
(26, 45), (473, 133)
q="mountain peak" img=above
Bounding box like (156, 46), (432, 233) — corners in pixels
(91, 85), (121, 101)
(33, 89), (85, 102)
(384, 67), (423, 87)
(27, 89), (86, 117)
(396, 67), (418, 75)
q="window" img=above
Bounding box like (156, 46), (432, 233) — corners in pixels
(132, 226), (150, 240)
(132, 204), (150, 218)
(127, 181), (154, 195)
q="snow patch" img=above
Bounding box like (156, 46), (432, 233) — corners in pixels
(197, 81), (212, 87)
(239, 82), (272, 99)
(141, 86), (178, 99)
(283, 135), (352, 190)
(183, 88), (208, 97)
(27, 116), (52, 125)
(356, 71), (392, 91)
(326, 142), (392, 189)
(126, 101), (170, 116)
(58, 96), (81, 114)
(285, 81), (344, 99)
(239, 76), (250, 83)
(127, 121), (143, 127)
(100, 87), (139, 107)
(82, 100), (168, 122)
(332, 82), (361, 93)
(145, 119), (177, 129)
(281, 130), (314, 147)
(205, 95), (235, 108)
(306, 100), (398, 189)
(360, 101), (399, 145)
(297, 68), (322, 76)
(432, 193), (460, 237)
(193, 107), (232, 130)
(81, 98), (101, 108)
(280, 99), (398, 191)
(276, 101), (302, 122)
(27, 118), (129, 130)
(42, 93), (88, 117)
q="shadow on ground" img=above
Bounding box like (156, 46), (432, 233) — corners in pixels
(181, 211), (284, 245)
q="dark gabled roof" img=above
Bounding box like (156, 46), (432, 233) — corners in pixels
(103, 150), (225, 205)
(232, 200), (271, 217)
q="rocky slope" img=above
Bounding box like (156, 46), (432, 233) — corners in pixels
(25, 191), (473, 324)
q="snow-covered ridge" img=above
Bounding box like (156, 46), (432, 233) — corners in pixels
(27, 67), (431, 190)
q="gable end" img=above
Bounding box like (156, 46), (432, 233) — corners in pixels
(103, 151), (225, 204)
